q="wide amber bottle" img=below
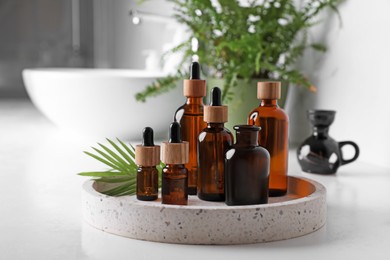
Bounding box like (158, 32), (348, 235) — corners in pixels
(248, 81), (289, 196)
(225, 125), (270, 205)
(198, 87), (233, 201)
(135, 127), (160, 201)
(161, 122), (189, 205)
(174, 61), (206, 195)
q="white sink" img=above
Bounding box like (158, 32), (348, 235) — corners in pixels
(22, 68), (183, 140)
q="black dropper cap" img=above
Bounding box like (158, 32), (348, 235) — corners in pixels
(168, 122), (181, 143)
(142, 127), (154, 146)
(210, 87), (222, 106)
(189, 61), (201, 80)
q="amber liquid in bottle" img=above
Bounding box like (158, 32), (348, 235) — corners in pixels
(248, 99), (288, 196)
(162, 164), (188, 205)
(137, 166), (158, 201)
(175, 97), (206, 195)
(198, 123), (233, 201)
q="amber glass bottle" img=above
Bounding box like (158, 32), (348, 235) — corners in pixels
(225, 125), (270, 205)
(135, 127), (160, 201)
(174, 61), (206, 195)
(161, 122), (189, 205)
(198, 87), (233, 201)
(248, 81), (289, 196)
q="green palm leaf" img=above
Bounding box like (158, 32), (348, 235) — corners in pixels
(78, 138), (163, 197)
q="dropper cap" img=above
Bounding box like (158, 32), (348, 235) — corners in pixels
(257, 81), (281, 99)
(135, 127), (160, 166)
(204, 87), (228, 123)
(183, 61), (206, 97)
(161, 122), (189, 164)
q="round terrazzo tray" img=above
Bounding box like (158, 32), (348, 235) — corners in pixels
(82, 176), (326, 245)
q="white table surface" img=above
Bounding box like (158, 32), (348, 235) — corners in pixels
(1, 100), (389, 260)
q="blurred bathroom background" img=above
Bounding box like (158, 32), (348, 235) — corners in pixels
(1, 0), (390, 168)
(0, 0), (177, 98)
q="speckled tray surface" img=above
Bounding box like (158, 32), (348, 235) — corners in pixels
(82, 176), (326, 245)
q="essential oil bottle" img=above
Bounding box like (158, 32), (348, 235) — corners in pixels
(161, 122), (189, 205)
(135, 127), (160, 201)
(174, 61), (207, 195)
(198, 87), (233, 201)
(225, 125), (270, 206)
(248, 81), (289, 196)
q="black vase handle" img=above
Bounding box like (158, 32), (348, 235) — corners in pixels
(339, 141), (360, 165)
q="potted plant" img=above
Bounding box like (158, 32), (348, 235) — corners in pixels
(136, 0), (340, 128)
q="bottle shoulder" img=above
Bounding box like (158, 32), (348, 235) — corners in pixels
(226, 145), (270, 160)
(137, 166), (158, 173)
(198, 128), (234, 142)
(175, 103), (204, 121)
(163, 164), (188, 173)
(248, 106), (289, 122)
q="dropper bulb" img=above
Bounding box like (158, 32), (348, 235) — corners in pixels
(142, 127), (154, 146)
(189, 61), (201, 80)
(168, 122), (182, 143)
(210, 87), (222, 106)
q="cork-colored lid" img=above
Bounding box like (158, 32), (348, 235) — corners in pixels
(135, 145), (160, 166)
(135, 127), (160, 166)
(161, 141), (189, 164)
(183, 79), (206, 97)
(257, 81), (281, 99)
(204, 106), (228, 123)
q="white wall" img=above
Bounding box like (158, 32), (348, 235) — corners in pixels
(93, 0), (180, 70)
(289, 0), (390, 168)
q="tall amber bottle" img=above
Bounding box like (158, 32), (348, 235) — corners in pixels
(174, 61), (207, 195)
(198, 87), (233, 201)
(248, 81), (289, 196)
(161, 122), (189, 205)
(135, 127), (160, 201)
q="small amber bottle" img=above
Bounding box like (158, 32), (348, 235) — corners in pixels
(135, 127), (160, 201)
(248, 81), (289, 196)
(161, 122), (189, 205)
(174, 61), (207, 195)
(198, 87), (233, 201)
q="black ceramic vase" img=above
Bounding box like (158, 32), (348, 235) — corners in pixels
(225, 125), (270, 205)
(297, 110), (360, 174)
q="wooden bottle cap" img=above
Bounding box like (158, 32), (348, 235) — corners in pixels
(183, 79), (206, 97)
(257, 81), (281, 99)
(135, 145), (160, 166)
(204, 105), (228, 123)
(161, 141), (189, 164)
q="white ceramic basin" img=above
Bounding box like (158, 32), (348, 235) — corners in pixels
(23, 68), (183, 140)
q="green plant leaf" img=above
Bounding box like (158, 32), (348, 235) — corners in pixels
(98, 143), (130, 169)
(95, 176), (136, 183)
(83, 151), (122, 171)
(78, 171), (129, 177)
(311, 43), (327, 52)
(79, 138), (164, 197)
(103, 182), (136, 196)
(106, 138), (134, 166)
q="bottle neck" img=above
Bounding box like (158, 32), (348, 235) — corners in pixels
(165, 163), (185, 168)
(260, 99), (278, 107)
(207, 122), (224, 128)
(186, 96), (204, 105)
(138, 165), (156, 169)
(235, 131), (258, 146)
